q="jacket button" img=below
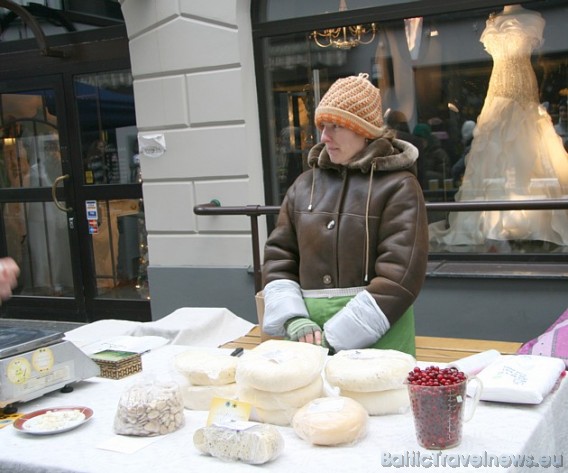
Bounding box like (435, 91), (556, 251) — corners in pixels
(327, 220), (335, 229)
(323, 275), (332, 285)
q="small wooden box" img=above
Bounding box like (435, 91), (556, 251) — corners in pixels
(91, 350), (142, 380)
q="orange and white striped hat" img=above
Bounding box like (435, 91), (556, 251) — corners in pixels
(315, 73), (383, 139)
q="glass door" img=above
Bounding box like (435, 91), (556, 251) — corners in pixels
(73, 70), (149, 322)
(0, 78), (79, 319)
(0, 72), (150, 323)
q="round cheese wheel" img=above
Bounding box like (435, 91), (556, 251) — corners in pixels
(292, 396), (368, 446)
(237, 376), (323, 410)
(236, 340), (327, 392)
(325, 349), (416, 393)
(250, 406), (298, 426)
(182, 383), (238, 411)
(174, 350), (238, 386)
(340, 387), (410, 416)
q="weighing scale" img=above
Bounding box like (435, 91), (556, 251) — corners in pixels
(0, 327), (100, 411)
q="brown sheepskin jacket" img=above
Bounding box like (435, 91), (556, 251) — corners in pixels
(262, 135), (429, 327)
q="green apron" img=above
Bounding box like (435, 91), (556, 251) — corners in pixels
(304, 296), (415, 356)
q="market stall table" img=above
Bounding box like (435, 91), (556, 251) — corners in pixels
(1, 341), (566, 473)
(220, 326), (524, 363)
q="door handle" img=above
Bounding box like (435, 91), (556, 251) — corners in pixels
(51, 174), (73, 212)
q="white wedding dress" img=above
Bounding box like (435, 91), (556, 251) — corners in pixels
(429, 5), (568, 246)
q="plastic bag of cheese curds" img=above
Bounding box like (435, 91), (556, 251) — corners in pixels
(114, 373), (185, 436)
(193, 421), (284, 464)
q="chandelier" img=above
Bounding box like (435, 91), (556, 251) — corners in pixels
(310, 0), (377, 49)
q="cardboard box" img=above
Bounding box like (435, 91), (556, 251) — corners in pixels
(255, 291), (283, 342)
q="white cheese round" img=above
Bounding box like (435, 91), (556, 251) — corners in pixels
(340, 387), (410, 416)
(292, 396), (368, 446)
(325, 349), (416, 392)
(182, 383), (238, 411)
(237, 376), (323, 410)
(250, 406), (298, 426)
(236, 340), (327, 392)
(174, 350), (238, 386)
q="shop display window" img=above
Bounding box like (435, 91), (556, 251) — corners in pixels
(254, 1), (568, 257)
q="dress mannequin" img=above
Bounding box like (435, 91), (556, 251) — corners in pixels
(430, 4), (568, 247)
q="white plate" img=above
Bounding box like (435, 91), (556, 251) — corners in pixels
(13, 406), (93, 435)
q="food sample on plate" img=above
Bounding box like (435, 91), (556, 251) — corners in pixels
(23, 409), (86, 432)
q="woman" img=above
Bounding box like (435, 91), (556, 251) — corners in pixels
(261, 73), (428, 355)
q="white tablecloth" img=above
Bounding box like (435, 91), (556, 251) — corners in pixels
(64, 307), (255, 349)
(1, 342), (567, 473)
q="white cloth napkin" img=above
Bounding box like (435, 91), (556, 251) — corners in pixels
(448, 349), (501, 376)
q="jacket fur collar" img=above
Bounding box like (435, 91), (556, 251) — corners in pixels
(307, 137), (419, 174)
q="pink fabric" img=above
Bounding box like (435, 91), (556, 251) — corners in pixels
(517, 308), (568, 367)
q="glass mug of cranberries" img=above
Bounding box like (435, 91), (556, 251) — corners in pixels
(406, 366), (483, 449)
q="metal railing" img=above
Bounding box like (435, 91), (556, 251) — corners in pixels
(194, 198), (568, 293)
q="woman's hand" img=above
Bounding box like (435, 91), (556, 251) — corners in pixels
(285, 317), (323, 345)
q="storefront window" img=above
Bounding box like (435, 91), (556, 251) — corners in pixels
(75, 71), (137, 186)
(256, 1), (568, 257)
(0, 2), (124, 42)
(262, 0), (415, 22)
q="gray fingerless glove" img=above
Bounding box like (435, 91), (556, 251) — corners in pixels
(285, 317), (322, 341)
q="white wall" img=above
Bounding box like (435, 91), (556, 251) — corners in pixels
(117, 0), (491, 279)
(119, 0), (265, 318)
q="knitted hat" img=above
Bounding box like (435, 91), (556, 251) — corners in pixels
(315, 73), (383, 139)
